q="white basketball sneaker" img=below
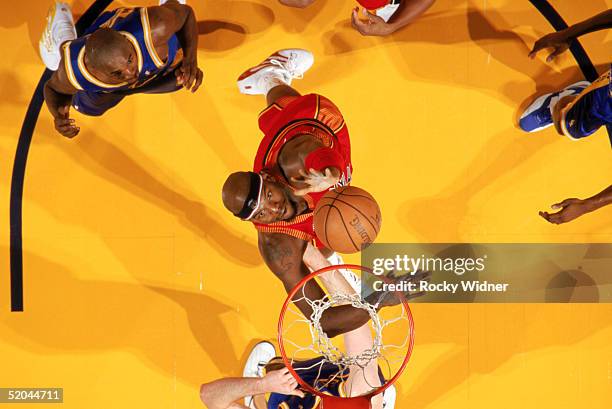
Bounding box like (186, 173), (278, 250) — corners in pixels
(39, 2), (77, 71)
(237, 49), (314, 95)
(243, 341), (276, 408)
(327, 252), (362, 293)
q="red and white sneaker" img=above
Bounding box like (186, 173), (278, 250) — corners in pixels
(39, 2), (77, 71)
(237, 49), (314, 95)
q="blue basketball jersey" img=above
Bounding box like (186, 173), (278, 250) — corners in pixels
(267, 357), (385, 409)
(61, 7), (181, 93)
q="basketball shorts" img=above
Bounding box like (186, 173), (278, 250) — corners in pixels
(560, 67), (612, 140)
(72, 71), (182, 116)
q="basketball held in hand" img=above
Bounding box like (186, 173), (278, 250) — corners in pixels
(313, 186), (382, 254)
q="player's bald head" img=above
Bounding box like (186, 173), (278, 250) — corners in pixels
(222, 172), (252, 216)
(85, 28), (137, 84)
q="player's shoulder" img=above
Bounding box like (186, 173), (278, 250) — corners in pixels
(47, 52), (78, 95)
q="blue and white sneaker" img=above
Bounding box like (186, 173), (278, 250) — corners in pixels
(519, 81), (590, 132)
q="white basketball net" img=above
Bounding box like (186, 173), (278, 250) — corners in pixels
(282, 274), (412, 395)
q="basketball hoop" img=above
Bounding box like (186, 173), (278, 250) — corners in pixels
(278, 264), (415, 409)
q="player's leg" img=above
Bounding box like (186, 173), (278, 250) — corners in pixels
(266, 85), (301, 107)
(552, 69), (612, 140)
(39, 2), (77, 71)
(236, 49), (314, 106)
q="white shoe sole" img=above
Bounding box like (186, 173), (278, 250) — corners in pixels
(243, 341), (276, 408)
(39, 2), (76, 71)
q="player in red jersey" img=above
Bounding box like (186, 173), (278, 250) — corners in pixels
(221, 49), (423, 338)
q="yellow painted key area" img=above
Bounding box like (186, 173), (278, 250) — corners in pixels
(0, 1), (611, 408)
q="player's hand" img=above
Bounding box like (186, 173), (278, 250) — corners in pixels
(367, 270), (432, 308)
(54, 105), (80, 138)
(351, 7), (395, 37)
(539, 198), (593, 224)
(278, 0), (315, 8)
(291, 168), (340, 196)
(176, 55), (204, 93)
(529, 31), (572, 62)
(259, 368), (305, 397)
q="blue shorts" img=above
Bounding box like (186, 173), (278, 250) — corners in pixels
(561, 68), (612, 140)
(266, 357), (385, 409)
(72, 91), (124, 117)
(71, 71), (182, 117)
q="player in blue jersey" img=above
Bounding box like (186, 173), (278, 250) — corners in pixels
(520, 9), (612, 224)
(40, 1), (202, 138)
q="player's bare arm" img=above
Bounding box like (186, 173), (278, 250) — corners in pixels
(44, 61), (80, 138)
(530, 8), (612, 61)
(258, 231), (374, 338)
(200, 368), (304, 409)
(351, 0), (436, 36)
(539, 184), (612, 225)
(148, 1), (203, 92)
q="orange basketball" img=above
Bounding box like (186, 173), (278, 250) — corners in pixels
(313, 186), (382, 254)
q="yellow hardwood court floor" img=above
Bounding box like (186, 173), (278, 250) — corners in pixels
(0, 0), (611, 408)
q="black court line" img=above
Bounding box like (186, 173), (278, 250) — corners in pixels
(529, 0), (612, 146)
(9, 0), (114, 312)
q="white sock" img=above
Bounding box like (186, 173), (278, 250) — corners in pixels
(262, 74), (290, 95)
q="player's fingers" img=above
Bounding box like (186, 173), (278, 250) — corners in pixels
(528, 40), (545, 58)
(191, 69), (204, 93)
(538, 211), (554, 223)
(364, 8), (378, 23)
(351, 9), (369, 34)
(183, 66), (193, 90)
(309, 168), (323, 177)
(298, 168), (309, 178)
(546, 47), (563, 62)
(62, 126), (79, 138)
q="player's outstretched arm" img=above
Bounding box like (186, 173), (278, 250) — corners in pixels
(148, 2), (203, 92)
(539, 185), (612, 224)
(351, 0), (435, 37)
(530, 9), (612, 61)
(278, 0), (316, 8)
(258, 232), (373, 338)
(200, 369), (304, 409)
(44, 62), (80, 138)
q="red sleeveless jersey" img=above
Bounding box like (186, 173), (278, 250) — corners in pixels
(252, 94), (352, 246)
